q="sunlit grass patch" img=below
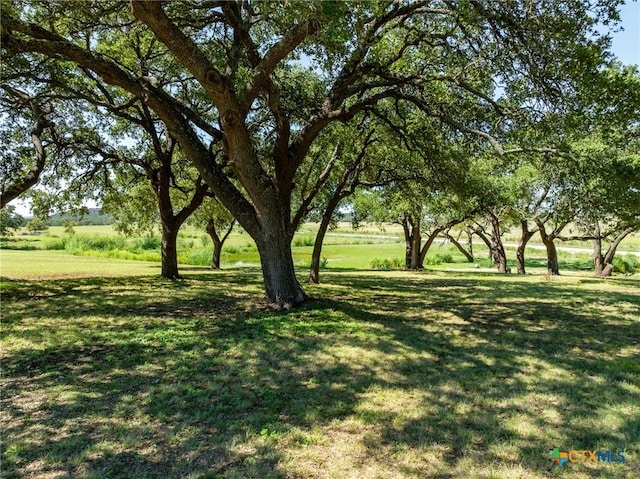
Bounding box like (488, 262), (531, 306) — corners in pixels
(1, 268), (638, 478)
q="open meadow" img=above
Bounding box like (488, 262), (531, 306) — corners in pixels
(1, 227), (639, 478)
(3, 223), (639, 275)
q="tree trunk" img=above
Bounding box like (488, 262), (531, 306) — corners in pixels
(400, 215), (424, 270)
(516, 221), (538, 275)
(545, 240), (559, 275)
(153, 144), (208, 279)
(161, 225), (180, 279)
(594, 225), (634, 278)
(418, 220), (465, 267)
(593, 222), (604, 277)
(257, 222), (306, 307)
(1, 87), (48, 209)
(447, 233), (474, 262)
(539, 226), (559, 275)
(418, 231), (440, 266)
(309, 205), (334, 284)
(401, 217), (412, 269)
(207, 220), (222, 270)
(206, 218), (235, 270)
(487, 213), (509, 273)
(474, 218), (509, 273)
(602, 228), (633, 269)
(211, 241), (222, 269)
(409, 224), (422, 270)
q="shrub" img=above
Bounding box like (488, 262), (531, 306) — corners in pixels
(241, 243), (257, 252)
(136, 235), (161, 250)
(25, 219), (49, 234)
(370, 257), (403, 270)
(183, 250), (212, 267)
(293, 236), (314, 247)
(613, 255), (639, 274)
(424, 253), (454, 265)
(320, 256), (329, 270)
(42, 237), (67, 250)
(437, 253), (454, 264)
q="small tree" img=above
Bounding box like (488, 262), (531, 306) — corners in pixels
(24, 218), (48, 235)
(190, 197), (236, 270)
(0, 205), (25, 236)
(63, 220), (77, 235)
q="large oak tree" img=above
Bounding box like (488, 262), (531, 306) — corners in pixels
(1, 0), (620, 305)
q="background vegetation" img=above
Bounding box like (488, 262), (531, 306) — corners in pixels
(3, 223), (639, 277)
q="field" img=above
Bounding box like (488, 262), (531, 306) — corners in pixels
(1, 225), (639, 478)
(3, 223), (640, 276)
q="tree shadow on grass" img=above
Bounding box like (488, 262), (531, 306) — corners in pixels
(2, 272), (639, 478)
(323, 273), (639, 476)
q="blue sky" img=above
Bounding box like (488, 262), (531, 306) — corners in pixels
(611, 1), (640, 65)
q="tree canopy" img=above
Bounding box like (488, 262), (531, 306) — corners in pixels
(1, 0), (631, 305)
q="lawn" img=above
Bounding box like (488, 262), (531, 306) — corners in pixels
(6, 222), (635, 275)
(1, 255), (638, 478)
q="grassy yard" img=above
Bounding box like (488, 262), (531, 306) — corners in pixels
(1, 255), (638, 478)
(5, 223), (638, 275)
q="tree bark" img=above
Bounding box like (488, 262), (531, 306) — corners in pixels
(409, 223), (423, 270)
(402, 218), (412, 270)
(257, 224), (306, 307)
(594, 224), (634, 278)
(476, 214), (509, 273)
(211, 239), (222, 270)
(490, 218), (509, 274)
(309, 194), (343, 283)
(206, 218), (235, 270)
(538, 224), (559, 275)
(593, 221), (604, 277)
(418, 230), (440, 267)
(516, 220), (538, 275)
(207, 220), (222, 270)
(161, 225), (180, 279)
(447, 232), (474, 262)
(309, 212), (332, 284)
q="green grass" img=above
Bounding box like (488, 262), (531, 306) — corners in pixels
(0, 250), (160, 278)
(1, 262), (638, 478)
(4, 223), (638, 276)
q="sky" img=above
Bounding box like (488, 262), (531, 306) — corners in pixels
(609, 1), (640, 66)
(8, 3), (640, 217)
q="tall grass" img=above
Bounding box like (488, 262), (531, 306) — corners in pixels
(42, 234), (127, 252)
(42, 234), (161, 262)
(30, 228), (640, 275)
(613, 254), (640, 274)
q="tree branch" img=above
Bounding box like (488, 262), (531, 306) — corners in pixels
(0, 85), (51, 208)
